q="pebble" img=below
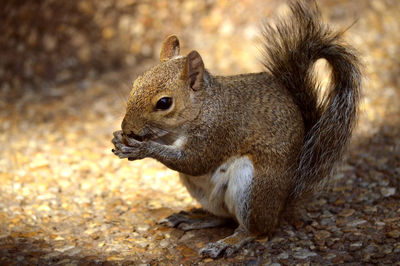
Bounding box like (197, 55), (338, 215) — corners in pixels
(159, 239), (169, 248)
(320, 218), (335, 226)
(347, 219), (367, 227)
(338, 209), (355, 217)
(364, 244), (378, 254)
(349, 242), (363, 251)
(314, 230), (331, 240)
(382, 245), (393, 254)
(324, 254), (337, 261)
(380, 187), (396, 197)
(136, 224), (150, 233)
(293, 249), (317, 260)
(386, 230), (400, 239)
(55, 245), (76, 253)
(277, 252), (289, 259)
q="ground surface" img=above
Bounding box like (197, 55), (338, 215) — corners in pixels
(1, 0), (400, 265)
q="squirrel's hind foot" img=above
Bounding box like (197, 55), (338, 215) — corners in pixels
(199, 227), (255, 258)
(158, 208), (229, 231)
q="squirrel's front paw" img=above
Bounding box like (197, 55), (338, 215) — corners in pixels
(111, 130), (147, 161)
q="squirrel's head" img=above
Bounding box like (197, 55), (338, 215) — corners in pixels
(122, 35), (208, 143)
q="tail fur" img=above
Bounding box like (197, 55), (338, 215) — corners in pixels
(262, 1), (361, 199)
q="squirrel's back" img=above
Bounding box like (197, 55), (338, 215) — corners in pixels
(213, 72), (304, 152)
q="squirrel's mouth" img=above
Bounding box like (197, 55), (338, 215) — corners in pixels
(123, 127), (175, 146)
(126, 132), (151, 142)
(124, 131), (170, 145)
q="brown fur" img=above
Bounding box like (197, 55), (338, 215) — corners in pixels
(112, 0), (361, 257)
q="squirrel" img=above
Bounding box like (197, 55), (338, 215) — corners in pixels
(112, 0), (361, 258)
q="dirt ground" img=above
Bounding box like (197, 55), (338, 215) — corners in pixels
(1, 0), (399, 265)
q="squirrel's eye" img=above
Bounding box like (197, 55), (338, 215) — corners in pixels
(155, 97), (173, 110)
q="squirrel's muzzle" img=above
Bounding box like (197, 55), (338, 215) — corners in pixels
(121, 115), (151, 142)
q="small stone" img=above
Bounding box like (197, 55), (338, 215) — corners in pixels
(179, 231), (197, 242)
(136, 238), (150, 248)
(305, 225), (314, 233)
(334, 198), (345, 206)
(380, 187), (396, 197)
(324, 253), (337, 260)
(387, 230), (400, 238)
(54, 236), (65, 241)
(314, 230), (331, 240)
(159, 239), (169, 248)
(102, 27), (115, 40)
(56, 259), (74, 265)
(297, 231), (308, 240)
(271, 237), (285, 243)
(317, 244), (328, 252)
(308, 212), (320, 219)
(382, 245), (393, 254)
(375, 221), (385, 227)
(321, 210), (333, 218)
(136, 224), (150, 232)
(107, 256), (124, 261)
(42, 251), (61, 260)
(364, 206), (378, 214)
(338, 208), (355, 217)
(256, 236), (269, 243)
(364, 244), (378, 254)
(55, 245), (75, 253)
(177, 245), (197, 258)
(277, 252), (289, 259)
(311, 221), (320, 228)
(349, 242), (363, 251)
(321, 218), (335, 226)
(43, 34), (57, 51)
(347, 219), (367, 227)
(293, 249), (317, 259)
(394, 244), (400, 253)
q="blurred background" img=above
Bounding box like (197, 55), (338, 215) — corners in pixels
(0, 0), (399, 264)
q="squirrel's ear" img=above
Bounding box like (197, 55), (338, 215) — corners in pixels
(181, 50), (205, 91)
(160, 35), (180, 62)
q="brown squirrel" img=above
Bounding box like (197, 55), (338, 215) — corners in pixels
(111, 1), (361, 258)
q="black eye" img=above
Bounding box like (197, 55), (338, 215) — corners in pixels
(155, 97), (173, 110)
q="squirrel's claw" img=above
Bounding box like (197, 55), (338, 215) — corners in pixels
(199, 241), (228, 258)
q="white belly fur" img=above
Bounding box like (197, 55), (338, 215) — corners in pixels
(179, 156), (254, 227)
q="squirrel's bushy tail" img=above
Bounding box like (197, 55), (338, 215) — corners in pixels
(262, 1), (361, 199)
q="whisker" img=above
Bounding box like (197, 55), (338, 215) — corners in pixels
(115, 86), (129, 106)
